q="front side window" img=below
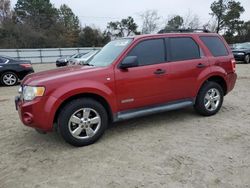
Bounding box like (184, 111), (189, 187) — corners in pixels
(127, 39), (165, 66)
(169, 37), (201, 61)
(200, 36), (229, 57)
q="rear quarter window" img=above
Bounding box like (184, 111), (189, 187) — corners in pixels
(0, 57), (7, 64)
(200, 36), (229, 57)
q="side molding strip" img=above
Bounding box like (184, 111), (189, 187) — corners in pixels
(114, 99), (194, 122)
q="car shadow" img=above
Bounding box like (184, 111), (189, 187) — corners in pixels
(19, 107), (198, 150)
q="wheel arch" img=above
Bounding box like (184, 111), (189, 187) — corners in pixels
(53, 93), (114, 129)
(0, 70), (18, 77)
(198, 75), (227, 96)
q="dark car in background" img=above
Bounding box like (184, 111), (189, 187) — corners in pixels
(231, 43), (250, 64)
(0, 56), (34, 86)
(56, 52), (88, 67)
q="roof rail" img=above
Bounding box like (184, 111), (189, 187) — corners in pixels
(160, 29), (211, 33)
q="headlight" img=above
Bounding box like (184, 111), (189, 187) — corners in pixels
(237, 52), (245, 55)
(23, 86), (45, 101)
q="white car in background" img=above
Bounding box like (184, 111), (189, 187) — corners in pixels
(56, 52), (88, 67)
(68, 50), (100, 65)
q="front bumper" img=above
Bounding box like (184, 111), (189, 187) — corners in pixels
(233, 53), (245, 61)
(15, 95), (58, 132)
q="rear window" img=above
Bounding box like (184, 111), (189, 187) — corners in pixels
(169, 37), (200, 61)
(0, 57), (7, 64)
(200, 36), (228, 57)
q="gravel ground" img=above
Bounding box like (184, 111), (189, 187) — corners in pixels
(0, 63), (250, 188)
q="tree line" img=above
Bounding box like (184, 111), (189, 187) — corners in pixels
(0, 0), (249, 49)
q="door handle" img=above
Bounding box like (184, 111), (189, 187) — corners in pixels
(196, 63), (206, 68)
(154, 69), (166, 75)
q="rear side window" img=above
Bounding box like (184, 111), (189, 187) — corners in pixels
(200, 36), (228, 57)
(169, 37), (200, 61)
(128, 39), (165, 66)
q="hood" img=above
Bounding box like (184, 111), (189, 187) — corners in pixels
(22, 65), (103, 86)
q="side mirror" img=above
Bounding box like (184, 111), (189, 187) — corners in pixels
(120, 56), (139, 69)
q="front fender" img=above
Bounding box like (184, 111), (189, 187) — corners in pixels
(44, 80), (116, 129)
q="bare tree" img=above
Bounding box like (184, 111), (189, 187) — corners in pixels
(183, 11), (201, 29)
(0, 0), (11, 23)
(140, 10), (160, 34)
(203, 18), (217, 32)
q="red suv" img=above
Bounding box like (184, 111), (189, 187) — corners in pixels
(15, 32), (237, 146)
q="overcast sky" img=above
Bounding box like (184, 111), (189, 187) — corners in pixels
(11, 0), (250, 31)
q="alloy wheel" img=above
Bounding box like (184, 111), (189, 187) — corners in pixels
(3, 73), (17, 86)
(204, 88), (221, 111)
(68, 108), (101, 139)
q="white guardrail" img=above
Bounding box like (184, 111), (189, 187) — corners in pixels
(0, 47), (101, 64)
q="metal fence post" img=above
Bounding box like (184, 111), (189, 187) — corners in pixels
(16, 49), (20, 59)
(39, 49), (43, 63)
(59, 48), (62, 57)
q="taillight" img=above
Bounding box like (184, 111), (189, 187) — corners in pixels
(20, 64), (32, 68)
(231, 59), (236, 72)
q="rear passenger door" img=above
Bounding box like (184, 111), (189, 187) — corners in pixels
(165, 37), (210, 101)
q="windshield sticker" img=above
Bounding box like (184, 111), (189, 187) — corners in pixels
(114, 40), (130, 47)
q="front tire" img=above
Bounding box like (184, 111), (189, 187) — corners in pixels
(194, 81), (224, 116)
(244, 54), (250, 64)
(58, 98), (108, 147)
(1, 72), (18, 86)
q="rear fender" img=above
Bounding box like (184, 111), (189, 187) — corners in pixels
(196, 66), (227, 96)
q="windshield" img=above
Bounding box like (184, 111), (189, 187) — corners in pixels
(88, 39), (132, 67)
(234, 43), (250, 49)
(75, 53), (86, 58)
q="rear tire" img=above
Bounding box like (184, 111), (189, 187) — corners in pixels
(58, 98), (108, 147)
(194, 81), (224, 116)
(244, 54), (250, 64)
(1, 72), (18, 86)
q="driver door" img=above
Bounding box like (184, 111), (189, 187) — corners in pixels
(115, 38), (171, 112)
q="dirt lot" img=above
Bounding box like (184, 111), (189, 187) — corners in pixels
(0, 63), (250, 188)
